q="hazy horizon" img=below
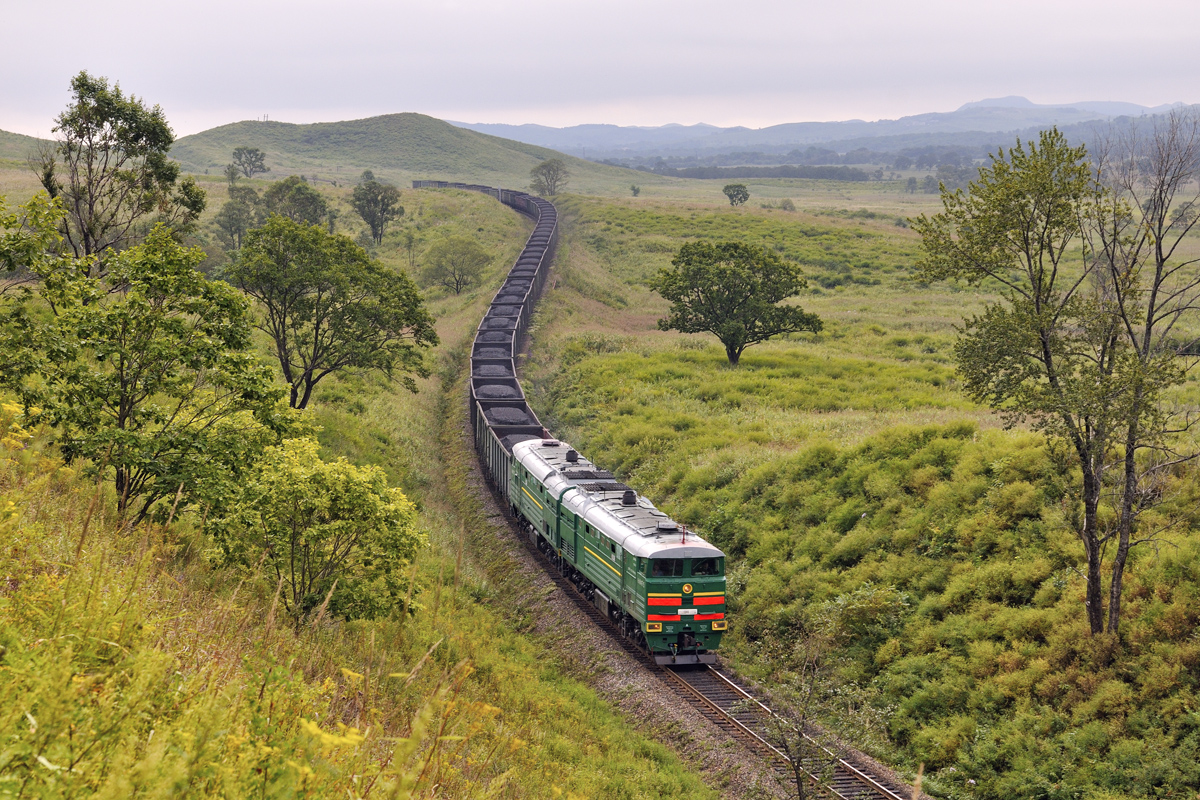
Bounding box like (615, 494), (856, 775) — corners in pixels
(3, 0), (1197, 139)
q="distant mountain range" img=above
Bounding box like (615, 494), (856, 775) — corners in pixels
(452, 97), (1192, 162)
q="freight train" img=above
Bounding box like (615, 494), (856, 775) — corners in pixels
(413, 181), (727, 665)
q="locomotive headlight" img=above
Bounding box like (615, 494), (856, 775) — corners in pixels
(711, 620), (727, 631)
(646, 622), (663, 633)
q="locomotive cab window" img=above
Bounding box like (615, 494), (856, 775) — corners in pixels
(650, 559), (684, 578)
(691, 558), (721, 577)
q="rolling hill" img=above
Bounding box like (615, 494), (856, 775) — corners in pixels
(0, 129), (48, 163)
(169, 113), (653, 193)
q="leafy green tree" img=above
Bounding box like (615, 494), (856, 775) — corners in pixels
(232, 146), (268, 179)
(529, 158), (570, 196)
(649, 241), (822, 366)
(31, 71), (205, 275)
(230, 215), (438, 409)
(421, 235), (491, 294)
(630, 184), (641, 197)
(350, 175), (403, 245)
(906, 177), (918, 193)
(224, 163), (241, 186)
(914, 129), (1133, 636)
(209, 437), (426, 623)
(722, 183), (749, 206)
(213, 186), (261, 251)
(263, 175), (329, 226)
(1, 208), (284, 523)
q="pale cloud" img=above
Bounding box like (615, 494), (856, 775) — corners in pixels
(2, 0), (1197, 137)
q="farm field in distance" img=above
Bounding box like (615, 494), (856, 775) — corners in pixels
(524, 182), (1200, 799)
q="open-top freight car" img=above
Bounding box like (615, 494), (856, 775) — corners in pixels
(413, 181), (727, 664)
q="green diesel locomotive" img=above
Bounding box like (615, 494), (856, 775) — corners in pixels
(510, 438), (726, 664)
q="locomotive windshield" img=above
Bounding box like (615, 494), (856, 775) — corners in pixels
(691, 558), (720, 576)
(650, 558), (684, 577)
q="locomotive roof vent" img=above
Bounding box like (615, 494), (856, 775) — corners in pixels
(656, 521), (678, 532)
(566, 449), (579, 463)
(541, 439), (560, 447)
(621, 489), (637, 506)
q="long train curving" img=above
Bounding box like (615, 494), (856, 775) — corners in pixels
(413, 180), (727, 665)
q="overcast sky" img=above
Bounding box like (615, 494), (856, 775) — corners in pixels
(3, 0), (1198, 138)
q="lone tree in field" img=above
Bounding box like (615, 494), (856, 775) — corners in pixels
(232, 146), (268, 178)
(31, 71), (205, 275)
(350, 173), (404, 245)
(421, 235), (491, 294)
(914, 120), (1200, 636)
(229, 215), (438, 409)
(529, 158), (570, 196)
(649, 241), (822, 366)
(722, 183), (750, 206)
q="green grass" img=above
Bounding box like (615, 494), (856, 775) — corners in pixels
(523, 189), (1200, 799)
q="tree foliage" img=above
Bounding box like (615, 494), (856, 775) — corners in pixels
(649, 241), (822, 365)
(529, 158), (569, 196)
(213, 186), (262, 252)
(1, 205), (284, 523)
(209, 437), (425, 623)
(32, 71), (205, 274)
(421, 235), (491, 294)
(232, 146), (268, 179)
(262, 176), (329, 226)
(722, 183), (749, 206)
(230, 215), (438, 409)
(350, 175), (403, 245)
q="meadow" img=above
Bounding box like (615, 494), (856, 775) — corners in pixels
(525, 185), (1200, 799)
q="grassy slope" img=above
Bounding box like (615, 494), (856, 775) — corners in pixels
(168, 113), (661, 196)
(0, 129), (47, 162)
(522, 187), (1200, 800)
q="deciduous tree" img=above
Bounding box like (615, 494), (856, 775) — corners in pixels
(350, 175), (403, 245)
(263, 175), (329, 226)
(1, 209), (284, 524)
(31, 71), (205, 276)
(649, 241), (822, 366)
(529, 158), (569, 196)
(914, 129), (1135, 635)
(421, 235), (491, 294)
(213, 186), (261, 252)
(232, 146), (268, 178)
(209, 437), (426, 623)
(722, 183), (749, 206)
(230, 215), (438, 409)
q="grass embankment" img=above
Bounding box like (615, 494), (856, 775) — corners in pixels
(526, 191), (1200, 799)
(0, 189), (720, 797)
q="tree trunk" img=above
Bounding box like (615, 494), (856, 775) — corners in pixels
(725, 345), (741, 366)
(1080, 465), (1105, 635)
(1108, 423), (1140, 634)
